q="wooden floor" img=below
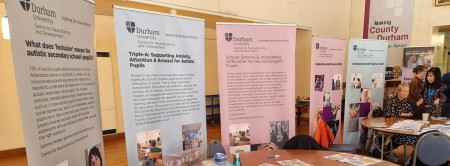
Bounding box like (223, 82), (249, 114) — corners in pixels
(0, 120), (412, 165)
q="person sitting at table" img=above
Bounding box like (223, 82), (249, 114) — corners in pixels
(384, 83), (419, 161)
(417, 67), (445, 117)
(385, 83), (413, 118)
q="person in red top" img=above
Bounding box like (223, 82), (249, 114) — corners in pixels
(314, 109), (335, 148)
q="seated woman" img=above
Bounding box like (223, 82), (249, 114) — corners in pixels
(384, 83), (417, 153)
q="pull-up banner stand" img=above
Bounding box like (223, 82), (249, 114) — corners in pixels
(309, 36), (346, 145)
(7, 0), (104, 165)
(216, 23), (296, 152)
(343, 39), (388, 147)
(114, 6), (207, 166)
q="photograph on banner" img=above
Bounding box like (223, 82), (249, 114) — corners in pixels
(182, 123), (203, 151)
(347, 103), (361, 132)
(329, 105), (341, 137)
(323, 91), (332, 107)
(136, 129), (163, 164)
(332, 74), (342, 90)
(229, 123), (251, 151)
(371, 73), (383, 88)
(360, 89), (371, 103)
(350, 73), (362, 89)
(314, 75), (325, 92)
(403, 47), (434, 69)
(85, 144), (104, 166)
(269, 121), (289, 148)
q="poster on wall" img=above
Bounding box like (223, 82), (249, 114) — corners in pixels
(343, 39), (388, 146)
(401, 46), (435, 83)
(6, 0), (104, 165)
(309, 37), (346, 146)
(363, 0), (414, 67)
(216, 23), (296, 152)
(114, 7), (206, 166)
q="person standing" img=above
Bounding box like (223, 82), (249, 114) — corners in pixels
(417, 67), (445, 117)
(409, 65), (427, 108)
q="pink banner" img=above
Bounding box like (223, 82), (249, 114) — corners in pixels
(216, 23), (296, 152)
(309, 37), (346, 145)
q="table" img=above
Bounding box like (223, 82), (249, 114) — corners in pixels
(193, 150), (398, 166)
(360, 117), (446, 160)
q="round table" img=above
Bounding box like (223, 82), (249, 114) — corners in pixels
(194, 150), (398, 165)
(360, 117), (445, 136)
(360, 117), (447, 160)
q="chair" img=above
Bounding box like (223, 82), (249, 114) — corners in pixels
(328, 144), (357, 154)
(413, 131), (450, 166)
(315, 118), (357, 154)
(282, 135), (324, 150)
(207, 140), (226, 158)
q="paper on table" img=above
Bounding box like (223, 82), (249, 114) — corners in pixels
(324, 153), (382, 166)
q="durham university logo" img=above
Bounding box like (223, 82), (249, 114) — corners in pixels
(225, 33), (232, 42)
(316, 43), (320, 50)
(126, 21), (136, 34)
(353, 45), (357, 51)
(20, 0), (31, 11)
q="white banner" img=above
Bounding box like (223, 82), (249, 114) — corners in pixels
(343, 39), (388, 146)
(114, 7), (206, 166)
(6, 0), (104, 165)
(364, 0), (414, 67)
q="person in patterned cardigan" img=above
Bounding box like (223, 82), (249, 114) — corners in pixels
(385, 83), (418, 152)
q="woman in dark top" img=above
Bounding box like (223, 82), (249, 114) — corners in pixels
(409, 65), (427, 106)
(385, 83), (417, 150)
(417, 67), (445, 117)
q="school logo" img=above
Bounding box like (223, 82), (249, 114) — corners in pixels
(353, 45), (357, 51)
(225, 33), (232, 42)
(316, 43), (319, 50)
(126, 21), (136, 34)
(20, 0), (31, 12)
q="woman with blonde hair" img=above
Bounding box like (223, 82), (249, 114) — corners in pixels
(385, 83), (413, 117)
(384, 83), (417, 161)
